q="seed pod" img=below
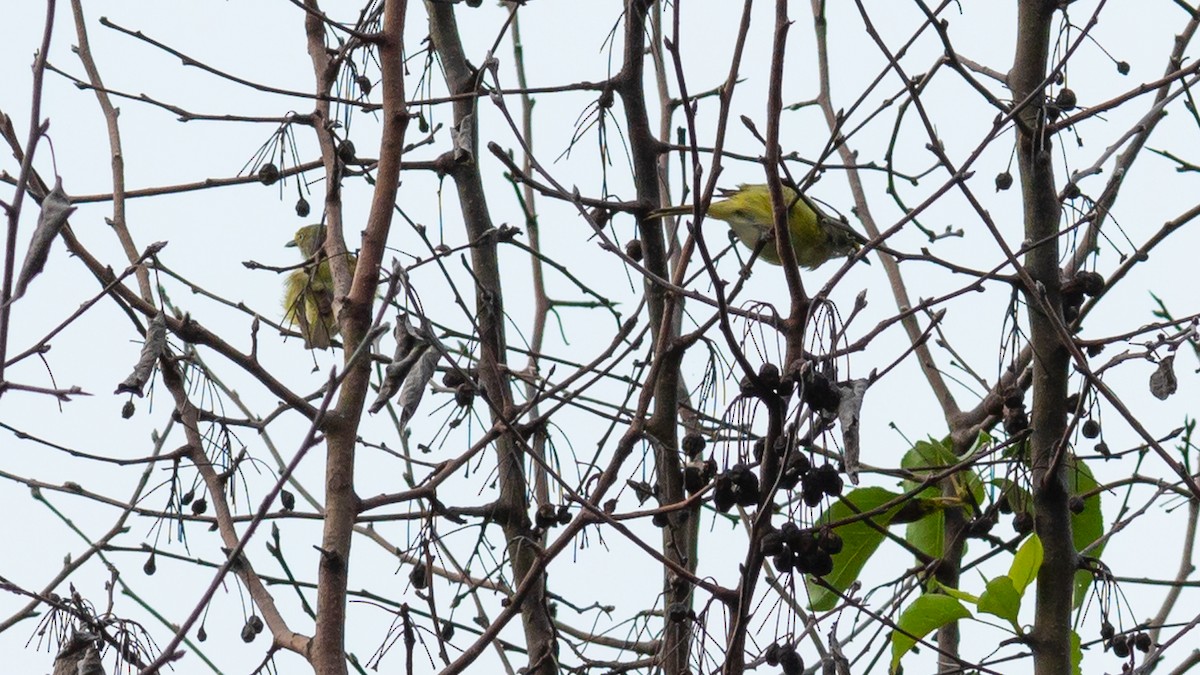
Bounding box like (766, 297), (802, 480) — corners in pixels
(1055, 88), (1077, 110)
(684, 463), (706, 494)
(410, 563), (428, 589)
(812, 550), (835, 577)
(791, 528), (818, 556)
(818, 527), (843, 554)
(667, 602), (690, 623)
(758, 363), (781, 390)
(731, 465), (761, 507)
(1134, 632), (1152, 653)
(801, 369), (841, 413)
(1002, 386), (1024, 409)
(280, 490), (296, 512)
(995, 171), (1013, 191)
(1013, 511), (1034, 535)
(764, 643), (781, 666)
(681, 433), (705, 458)
(536, 503), (558, 528)
(258, 163), (280, 186)
(713, 474), (736, 513)
(191, 498), (208, 515)
(817, 463), (844, 497)
(752, 525), (780, 554)
(1068, 495), (1085, 514)
(779, 647), (804, 675)
(455, 383), (475, 408)
(1003, 406), (1029, 434)
(802, 480), (825, 507)
(1081, 419), (1101, 439)
(337, 139), (357, 163)
(772, 548), (794, 573)
(625, 239), (643, 262)
(441, 368), (469, 388)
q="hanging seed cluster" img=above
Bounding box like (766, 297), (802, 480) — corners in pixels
(676, 359), (856, 582)
(764, 642), (804, 675)
(1002, 386), (1028, 434)
(761, 521), (842, 577)
(1101, 621), (1153, 660)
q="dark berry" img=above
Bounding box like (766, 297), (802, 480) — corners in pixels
(764, 642), (780, 666)
(1013, 511), (1034, 535)
(818, 528), (843, 554)
(625, 239), (643, 262)
(337, 139), (357, 163)
(258, 163), (280, 186)
(681, 433), (705, 458)
(780, 647), (804, 675)
(760, 530), (785, 556)
(410, 564), (428, 589)
(995, 172), (1013, 191)
(1134, 632), (1152, 653)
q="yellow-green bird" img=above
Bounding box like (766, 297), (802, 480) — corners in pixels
(282, 224), (356, 350)
(650, 183), (867, 269)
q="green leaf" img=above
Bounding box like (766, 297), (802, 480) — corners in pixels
(1070, 629), (1082, 675)
(900, 437), (984, 515)
(933, 581), (979, 605)
(1066, 457), (1104, 607)
(905, 488), (944, 559)
(900, 439), (957, 492)
(889, 594), (972, 673)
(978, 576), (1021, 630)
(805, 487), (905, 611)
(897, 439), (974, 563)
(1009, 534), (1043, 596)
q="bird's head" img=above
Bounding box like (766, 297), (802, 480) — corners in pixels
(820, 217), (871, 266)
(288, 224), (326, 258)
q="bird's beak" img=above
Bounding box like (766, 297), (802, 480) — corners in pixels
(858, 254), (872, 266)
(285, 240), (297, 248)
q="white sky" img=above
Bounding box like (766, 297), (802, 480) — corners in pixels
(2, 1), (1199, 673)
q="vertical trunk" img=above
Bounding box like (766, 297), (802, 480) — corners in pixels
(1011, 2), (1075, 674)
(616, 2), (693, 672)
(425, 4), (558, 673)
(307, 1), (409, 672)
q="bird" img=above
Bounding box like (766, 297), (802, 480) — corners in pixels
(282, 224), (356, 349)
(649, 183), (867, 269)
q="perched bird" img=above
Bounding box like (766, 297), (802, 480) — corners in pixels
(650, 183), (867, 269)
(282, 224), (356, 349)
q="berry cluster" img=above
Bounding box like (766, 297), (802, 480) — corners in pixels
(761, 521), (842, 577)
(712, 464), (761, 512)
(1101, 621), (1153, 659)
(764, 642), (803, 674)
